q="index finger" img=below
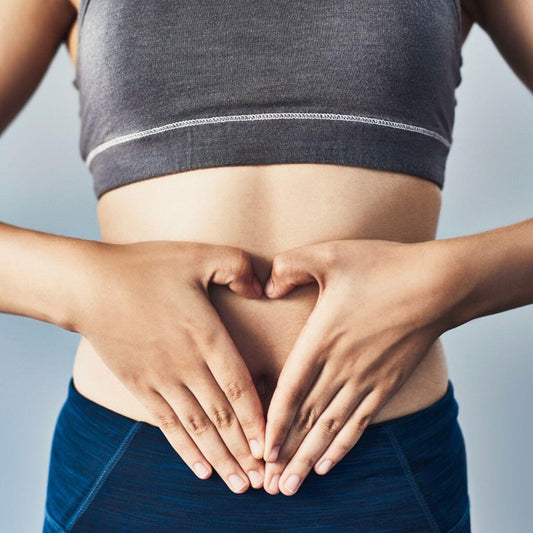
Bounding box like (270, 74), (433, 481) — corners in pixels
(263, 306), (333, 463)
(193, 296), (267, 460)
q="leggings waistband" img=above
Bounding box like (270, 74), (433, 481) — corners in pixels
(44, 377), (468, 532)
(64, 376), (458, 448)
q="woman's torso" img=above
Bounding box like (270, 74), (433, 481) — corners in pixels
(72, 164), (449, 425)
(64, 1), (467, 426)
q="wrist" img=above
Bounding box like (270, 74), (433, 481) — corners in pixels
(0, 222), (105, 332)
(413, 238), (479, 335)
(64, 239), (111, 334)
(28, 235), (106, 333)
(419, 222), (533, 334)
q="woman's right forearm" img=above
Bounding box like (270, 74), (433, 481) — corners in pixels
(1, 228), (270, 488)
(0, 221), (101, 332)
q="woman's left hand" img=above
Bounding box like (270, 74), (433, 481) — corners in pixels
(261, 238), (463, 496)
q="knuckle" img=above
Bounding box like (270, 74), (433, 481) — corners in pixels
(207, 455), (228, 473)
(232, 446), (254, 464)
(180, 315), (203, 341)
(156, 373), (184, 393)
(212, 449), (238, 471)
(271, 254), (293, 277)
(321, 242), (342, 269)
(184, 412), (211, 436)
(389, 368), (407, 390)
(294, 407), (319, 433)
(300, 454), (317, 469)
(200, 325), (219, 349)
(319, 416), (342, 435)
(286, 386), (306, 406)
(210, 404), (235, 429)
(334, 439), (353, 458)
(224, 379), (246, 403)
(237, 415), (256, 432)
(229, 248), (252, 278)
(354, 413), (372, 433)
(182, 317), (218, 349)
(155, 412), (180, 432)
(122, 372), (149, 394)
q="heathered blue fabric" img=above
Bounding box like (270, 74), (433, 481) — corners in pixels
(42, 377), (470, 532)
(73, 0), (463, 199)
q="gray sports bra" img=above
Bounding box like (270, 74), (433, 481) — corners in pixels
(74, 0), (463, 199)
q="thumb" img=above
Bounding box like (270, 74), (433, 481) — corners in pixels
(208, 246), (262, 298)
(265, 244), (326, 298)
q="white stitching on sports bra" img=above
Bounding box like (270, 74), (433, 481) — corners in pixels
(85, 112), (451, 167)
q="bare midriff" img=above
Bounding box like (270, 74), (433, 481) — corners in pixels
(72, 163), (450, 426)
(64, 0), (451, 427)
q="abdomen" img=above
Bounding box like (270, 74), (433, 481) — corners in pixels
(73, 163), (449, 424)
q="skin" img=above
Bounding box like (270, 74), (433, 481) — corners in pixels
(1, 0), (531, 498)
(260, 228), (533, 495)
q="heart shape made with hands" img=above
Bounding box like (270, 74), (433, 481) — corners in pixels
(252, 238), (450, 496)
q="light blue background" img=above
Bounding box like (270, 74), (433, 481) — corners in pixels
(1, 24), (532, 532)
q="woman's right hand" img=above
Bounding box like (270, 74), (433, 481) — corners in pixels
(73, 240), (266, 493)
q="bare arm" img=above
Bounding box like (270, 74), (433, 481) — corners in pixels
(0, 2), (271, 489)
(0, 221), (99, 330)
(0, 0), (76, 134)
(256, 218), (533, 488)
(437, 217), (533, 331)
(463, 0), (533, 91)
(448, 2), (533, 320)
(0, 2), (81, 322)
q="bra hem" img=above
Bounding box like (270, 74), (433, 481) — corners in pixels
(87, 112), (449, 200)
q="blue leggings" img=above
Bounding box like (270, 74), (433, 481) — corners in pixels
(43, 377), (470, 532)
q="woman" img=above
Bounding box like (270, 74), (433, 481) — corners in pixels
(1, 0), (531, 531)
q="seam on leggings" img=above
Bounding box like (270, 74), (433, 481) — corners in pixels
(385, 426), (440, 533)
(65, 421), (142, 531)
(446, 506), (470, 533)
(44, 510), (68, 533)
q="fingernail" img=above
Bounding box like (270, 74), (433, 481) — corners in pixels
(284, 474), (301, 494)
(247, 470), (263, 488)
(265, 278), (273, 295)
(228, 474), (247, 492)
(193, 462), (210, 478)
(269, 473), (280, 492)
(249, 439), (262, 458)
(316, 459), (333, 474)
(267, 445), (280, 462)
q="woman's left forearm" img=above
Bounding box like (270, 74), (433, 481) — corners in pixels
(259, 221), (531, 492)
(429, 217), (533, 332)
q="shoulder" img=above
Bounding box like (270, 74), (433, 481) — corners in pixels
(460, 0), (481, 23)
(460, 0), (533, 91)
